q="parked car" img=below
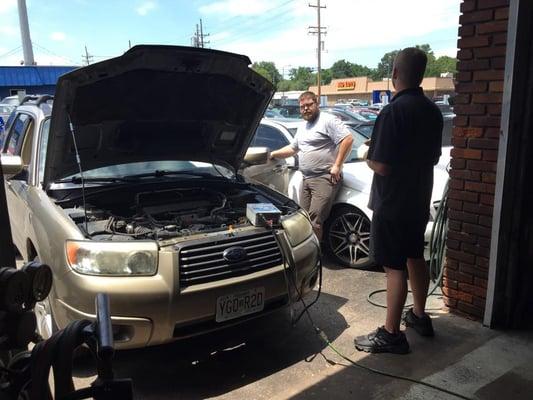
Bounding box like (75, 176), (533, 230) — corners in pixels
(321, 108), (375, 138)
(247, 119), (450, 269)
(271, 105), (301, 119)
(264, 108), (285, 119)
(0, 95), (21, 106)
(0, 46), (320, 349)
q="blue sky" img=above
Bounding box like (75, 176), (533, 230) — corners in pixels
(0, 0), (461, 71)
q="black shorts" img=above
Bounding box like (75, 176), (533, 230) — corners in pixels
(370, 212), (429, 270)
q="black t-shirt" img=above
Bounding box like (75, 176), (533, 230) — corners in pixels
(367, 87), (443, 220)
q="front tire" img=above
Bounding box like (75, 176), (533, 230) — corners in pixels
(324, 205), (373, 269)
(32, 257), (57, 340)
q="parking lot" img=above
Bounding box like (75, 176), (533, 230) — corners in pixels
(46, 257), (530, 400)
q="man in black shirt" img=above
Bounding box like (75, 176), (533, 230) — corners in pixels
(355, 48), (443, 354)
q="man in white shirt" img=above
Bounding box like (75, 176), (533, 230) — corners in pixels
(270, 91), (353, 240)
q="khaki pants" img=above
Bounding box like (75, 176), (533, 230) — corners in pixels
(300, 174), (341, 239)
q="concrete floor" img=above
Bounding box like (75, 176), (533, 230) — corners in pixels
(61, 259), (533, 400)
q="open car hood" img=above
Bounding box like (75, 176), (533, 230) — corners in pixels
(44, 45), (274, 188)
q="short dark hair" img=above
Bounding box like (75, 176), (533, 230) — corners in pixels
(394, 47), (428, 87)
(299, 91), (318, 103)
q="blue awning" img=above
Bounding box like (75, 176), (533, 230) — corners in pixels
(0, 66), (78, 86)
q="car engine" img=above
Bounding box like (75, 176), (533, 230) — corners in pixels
(64, 186), (282, 241)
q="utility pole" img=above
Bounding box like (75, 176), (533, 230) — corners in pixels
(308, 1), (326, 101)
(281, 65), (292, 104)
(199, 19), (210, 48)
(17, 0), (35, 65)
(82, 45), (94, 65)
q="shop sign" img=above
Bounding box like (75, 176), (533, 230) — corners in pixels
(336, 80), (356, 91)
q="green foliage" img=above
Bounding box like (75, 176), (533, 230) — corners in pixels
(330, 59), (372, 79)
(251, 61), (282, 86)
(373, 50), (399, 81)
(321, 69), (332, 85)
(289, 66), (316, 90)
(432, 55), (457, 75)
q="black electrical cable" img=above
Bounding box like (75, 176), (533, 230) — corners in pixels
(271, 210), (473, 400)
(271, 227), (322, 325)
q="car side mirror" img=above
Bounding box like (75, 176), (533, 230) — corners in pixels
(0, 154), (23, 178)
(243, 146), (270, 166)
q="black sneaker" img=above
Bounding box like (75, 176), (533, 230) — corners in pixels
(354, 326), (410, 354)
(403, 308), (435, 337)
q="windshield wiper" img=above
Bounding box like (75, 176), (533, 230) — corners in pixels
(54, 176), (132, 184)
(122, 170), (228, 180)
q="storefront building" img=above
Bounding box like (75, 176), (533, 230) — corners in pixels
(309, 76), (455, 105)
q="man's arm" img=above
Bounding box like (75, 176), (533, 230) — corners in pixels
(270, 145), (297, 160)
(330, 134), (353, 183)
(366, 159), (391, 176)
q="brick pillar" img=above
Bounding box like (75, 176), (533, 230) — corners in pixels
(443, 0), (510, 319)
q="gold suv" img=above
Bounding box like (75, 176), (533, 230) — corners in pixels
(0, 45), (319, 349)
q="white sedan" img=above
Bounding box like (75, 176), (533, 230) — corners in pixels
(245, 118), (450, 268)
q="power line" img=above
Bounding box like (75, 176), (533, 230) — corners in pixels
(211, 10), (300, 46)
(204, 0), (295, 38)
(31, 42), (79, 65)
(0, 46), (23, 60)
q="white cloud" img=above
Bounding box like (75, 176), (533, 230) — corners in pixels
(200, 0), (272, 16)
(0, 0), (16, 14)
(212, 0), (461, 68)
(136, 1), (157, 16)
(50, 32), (67, 42)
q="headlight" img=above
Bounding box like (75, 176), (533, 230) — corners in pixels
(281, 211), (314, 247)
(65, 240), (158, 276)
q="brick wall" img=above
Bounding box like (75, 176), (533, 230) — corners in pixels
(443, 0), (509, 319)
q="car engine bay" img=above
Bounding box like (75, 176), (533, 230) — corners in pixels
(60, 184), (294, 241)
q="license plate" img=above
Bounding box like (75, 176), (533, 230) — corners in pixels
(216, 287), (265, 322)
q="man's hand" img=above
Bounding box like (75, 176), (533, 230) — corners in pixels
(330, 164), (341, 184)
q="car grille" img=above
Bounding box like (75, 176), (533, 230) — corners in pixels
(177, 231), (283, 286)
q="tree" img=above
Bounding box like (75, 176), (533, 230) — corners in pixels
(321, 68), (332, 85)
(330, 59), (354, 79)
(433, 55), (457, 75)
(373, 50), (399, 80)
(330, 59), (373, 79)
(289, 67), (316, 90)
(251, 61), (282, 86)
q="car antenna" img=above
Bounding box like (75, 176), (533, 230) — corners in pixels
(67, 112), (89, 235)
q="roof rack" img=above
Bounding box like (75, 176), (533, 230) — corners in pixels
(20, 94), (54, 106)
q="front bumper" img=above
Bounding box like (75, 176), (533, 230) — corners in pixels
(52, 230), (320, 349)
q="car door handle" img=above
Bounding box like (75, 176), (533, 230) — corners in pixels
(273, 165), (286, 173)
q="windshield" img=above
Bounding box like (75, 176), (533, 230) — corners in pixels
(59, 160), (233, 182)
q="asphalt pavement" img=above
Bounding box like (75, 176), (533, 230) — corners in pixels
(60, 258), (533, 400)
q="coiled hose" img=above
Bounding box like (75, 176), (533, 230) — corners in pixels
(366, 178), (449, 308)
